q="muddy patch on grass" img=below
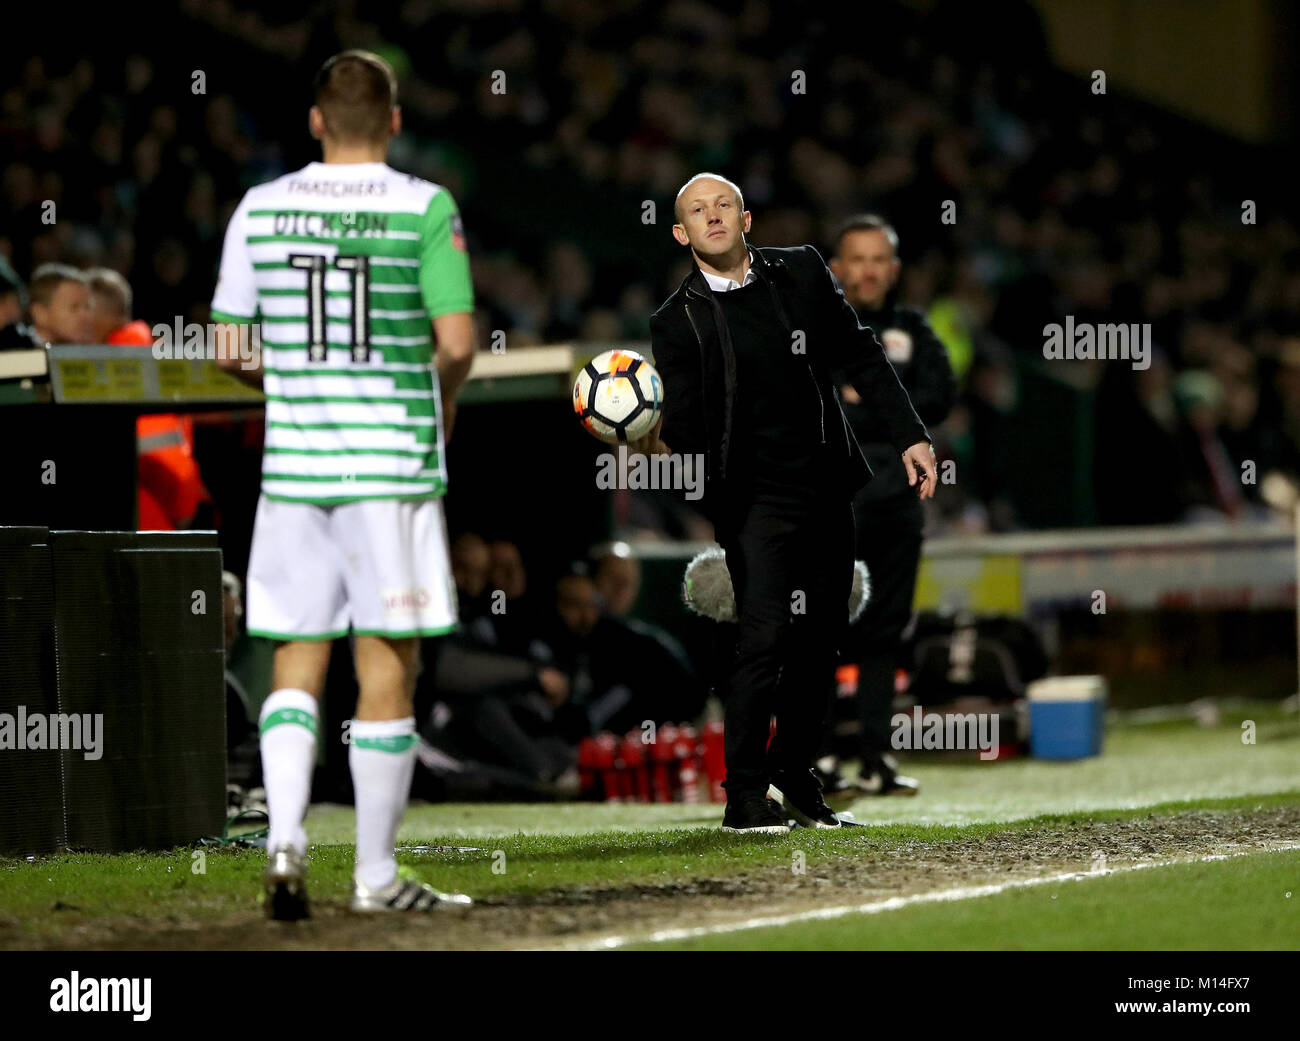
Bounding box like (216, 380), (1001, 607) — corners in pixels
(4, 807), (1298, 950)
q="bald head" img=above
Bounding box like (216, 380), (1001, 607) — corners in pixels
(672, 173), (751, 261)
(674, 172), (745, 223)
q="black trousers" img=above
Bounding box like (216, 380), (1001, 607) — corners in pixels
(716, 490), (855, 797)
(847, 490), (924, 762)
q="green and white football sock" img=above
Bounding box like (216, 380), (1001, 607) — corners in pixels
(258, 689), (319, 855)
(349, 717), (418, 891)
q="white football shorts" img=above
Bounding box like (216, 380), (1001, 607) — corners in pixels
(246, 495), (458, 640)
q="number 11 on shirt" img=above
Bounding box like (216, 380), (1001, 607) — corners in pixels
(288, 253), (372, 362)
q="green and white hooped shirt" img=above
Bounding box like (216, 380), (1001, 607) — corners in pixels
(211, 161), (474, 505)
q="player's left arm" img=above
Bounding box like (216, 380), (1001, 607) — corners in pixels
(419, 189), (476, 440)
(433, 312), (475, 439)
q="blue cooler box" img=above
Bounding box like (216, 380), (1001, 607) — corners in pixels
(1027, 676), (1107, 760)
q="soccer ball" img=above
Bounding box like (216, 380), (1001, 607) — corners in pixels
(572, 348), (664, 444)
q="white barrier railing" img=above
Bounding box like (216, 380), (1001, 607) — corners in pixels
(633, 522), (1297, 615)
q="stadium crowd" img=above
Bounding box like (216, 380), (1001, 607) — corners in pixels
(3, 1), (1299, 535)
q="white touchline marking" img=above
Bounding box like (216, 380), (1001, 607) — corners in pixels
(540, 841), (1300, 951)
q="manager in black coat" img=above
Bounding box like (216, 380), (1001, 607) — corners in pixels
(632, 174), (936, 833)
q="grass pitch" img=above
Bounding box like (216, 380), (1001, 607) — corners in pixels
(636, 844), (1300, 951)
(1, 699), (1297, 950)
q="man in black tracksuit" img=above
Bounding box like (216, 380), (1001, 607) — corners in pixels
(632, 175), (935, 833)
(829, 215), (956, 796)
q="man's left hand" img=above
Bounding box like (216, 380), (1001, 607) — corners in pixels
(902, 441), (937, 500)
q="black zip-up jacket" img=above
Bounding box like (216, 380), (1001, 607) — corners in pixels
(839, 300), (956, 502)
(649, 244), (929, 527)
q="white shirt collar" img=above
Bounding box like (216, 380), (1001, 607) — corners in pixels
(699, 250), (757, 293)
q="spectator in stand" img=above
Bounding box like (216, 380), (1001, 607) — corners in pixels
(83, 266), (210, 529)
(421, 531), (577, 792)
(0, 259), (40, 352)
(536, 563), (705, 740)
(489, 539), (527, 600)
(0, 258), (24, 330)
(591, 541), (706, 723)
(450, 532), (492, 620)
(1094, 353), (1196, 525)
(28, 264), (93, 346)
(88, 268), (153, 345)
(1266, 340), (1300, 496)
(420, 632), (578, 793)
(485, 539), (537, 654)
(1174, 370), (1245, 522)
(591, 541), (642, 617)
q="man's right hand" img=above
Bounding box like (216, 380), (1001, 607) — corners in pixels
(902, 440), (938, 500)
(627, 415), (670, 456)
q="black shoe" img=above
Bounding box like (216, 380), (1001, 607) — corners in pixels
(812, 759), (859, 811)
(856, 754), (920, 797)
(722, 794), (791, 834)
(769, 775), (840, 829)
